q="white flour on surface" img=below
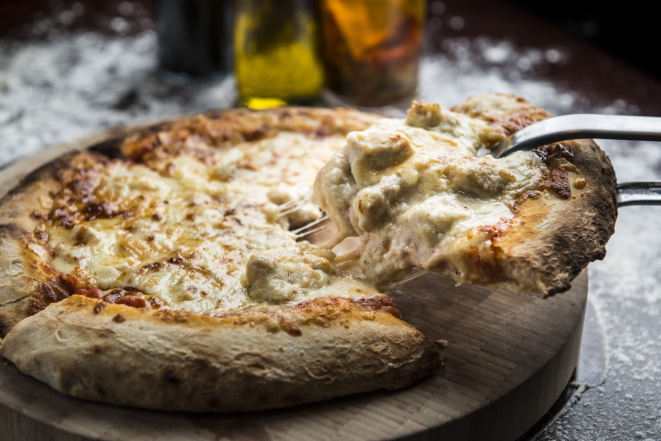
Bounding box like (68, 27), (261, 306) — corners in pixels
(0, 30), (235, 165)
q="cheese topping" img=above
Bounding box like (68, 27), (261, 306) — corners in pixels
(314, 100), (551, 288)
(38, 131), (377, 314)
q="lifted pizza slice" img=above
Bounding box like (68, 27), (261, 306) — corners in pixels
(314, 94), (617, 297)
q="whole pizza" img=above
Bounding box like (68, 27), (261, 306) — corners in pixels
(0, 94), (617, 412)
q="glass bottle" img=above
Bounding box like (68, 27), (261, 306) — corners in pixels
(322, 0), (426, 107)
(154, 0), (231, 79)
(234, 0), (324, 109)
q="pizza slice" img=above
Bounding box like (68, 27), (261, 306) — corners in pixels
(0, 108), (441, 412)
(314, 94), (617, 296)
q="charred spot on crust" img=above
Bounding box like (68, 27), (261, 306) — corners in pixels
(112, 314), (126, 323)
(538, 168), (571, 199)
(512, 190), (541, 212)
(0, 223), (27, 237)
(0, 317), (8, 338)
(281, 321), (302, 336)
(495, 116), (542, 137)
(162, 369), (180, 384)
(27, 296), (47, 316)
(93, 302), (107, 314)
(534, 143), (575, 165)
(242, 125), (269, 142)
(88, 135), (125, 159)
(352, 297), (402, 319)
(29, 270), (82, 316)
(533, 143), (575, 200)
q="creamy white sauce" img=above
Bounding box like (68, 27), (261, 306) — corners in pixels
(315, 100), (546, 288)
(42, 132), (374, 314)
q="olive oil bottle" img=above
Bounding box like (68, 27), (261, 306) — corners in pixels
(234, 0), (324, 109)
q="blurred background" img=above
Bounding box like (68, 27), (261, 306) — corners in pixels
(2, 0), (658, 80)
(1, 2), (661, 440)
(1, 0), (658, 110)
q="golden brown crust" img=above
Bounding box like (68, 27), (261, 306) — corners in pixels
(100, 106), (380, 163)
(451, 93), (554, 136)
(454, 93), (618, 296)
(0, 156), (69, 337)
(0, 295), (441, 412)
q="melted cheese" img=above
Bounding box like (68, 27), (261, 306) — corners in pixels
(41, 132), (374, 314)
(315, 100), (548, 288)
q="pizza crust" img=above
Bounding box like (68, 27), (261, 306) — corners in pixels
(0, 156), (68, 336)
(453, 94), (618, 296)
(488, 139), (617, 295)
(0, 295), (441, 412)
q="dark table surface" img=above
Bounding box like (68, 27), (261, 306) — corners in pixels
(1, 1), (660, 440)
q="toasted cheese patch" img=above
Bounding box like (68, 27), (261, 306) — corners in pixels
(314, 99), (555, 289)
(38, 132), (381, 315)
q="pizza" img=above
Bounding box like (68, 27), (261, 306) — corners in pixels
(0, 107), (442, 412)
(0, 94), (618, 413)
(314, 94), (617, 296)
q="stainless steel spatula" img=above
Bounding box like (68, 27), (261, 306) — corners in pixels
(491, 114), (661, 206)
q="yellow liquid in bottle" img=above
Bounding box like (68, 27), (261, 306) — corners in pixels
(234, 2), (324, 109)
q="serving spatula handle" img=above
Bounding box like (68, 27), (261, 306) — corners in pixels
(616, 181), (661, 206)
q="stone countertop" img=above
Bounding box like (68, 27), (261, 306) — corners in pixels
(1, 1), (660, 440)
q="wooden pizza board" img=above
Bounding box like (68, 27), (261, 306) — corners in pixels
(0, 124), (587, 441)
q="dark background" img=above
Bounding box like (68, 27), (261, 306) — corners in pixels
(506, 1), (661, 81)
(1, 1), (660, 83)
(1, 0), (659, 83)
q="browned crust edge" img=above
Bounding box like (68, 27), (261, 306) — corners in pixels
(0, 295), (441, 412)
(0, 154), (73, 337)
(454, 93), (618, 297)
(92, 106), (381, 162)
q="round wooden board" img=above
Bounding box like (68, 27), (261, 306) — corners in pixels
(0, 125), (587, 441)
